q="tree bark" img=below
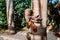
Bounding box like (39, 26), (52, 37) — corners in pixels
(31, 0), (47, 40)
(5, 0), (15, 34)
(40, 0), (47, 40)
(40, 0), (47, 28)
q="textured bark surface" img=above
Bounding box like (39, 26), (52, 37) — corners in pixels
(31, 0), (47, 40)
(5, 0), (15, 34)
(31, 0), (41, 34)
(40, 0), (47, 28)
(31, 0), (47, 35)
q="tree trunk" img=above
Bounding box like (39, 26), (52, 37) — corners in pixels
(31, 0), (47, 40)
(40, 0), (47, 28)
(5, 0), (15, 34)
(40, 0), (47, 40)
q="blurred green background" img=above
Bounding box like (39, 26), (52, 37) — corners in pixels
(0, 0), (31, 30)
(0, 0), (60, 31)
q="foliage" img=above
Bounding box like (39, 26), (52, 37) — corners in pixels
(13, 0), (31, 28)
(0, 0), (31, 29)
(47, 0), (60, 31)
(0, 0), (7, 29)
(0, 0), (60, 30)
(47, 0), (58, 24)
